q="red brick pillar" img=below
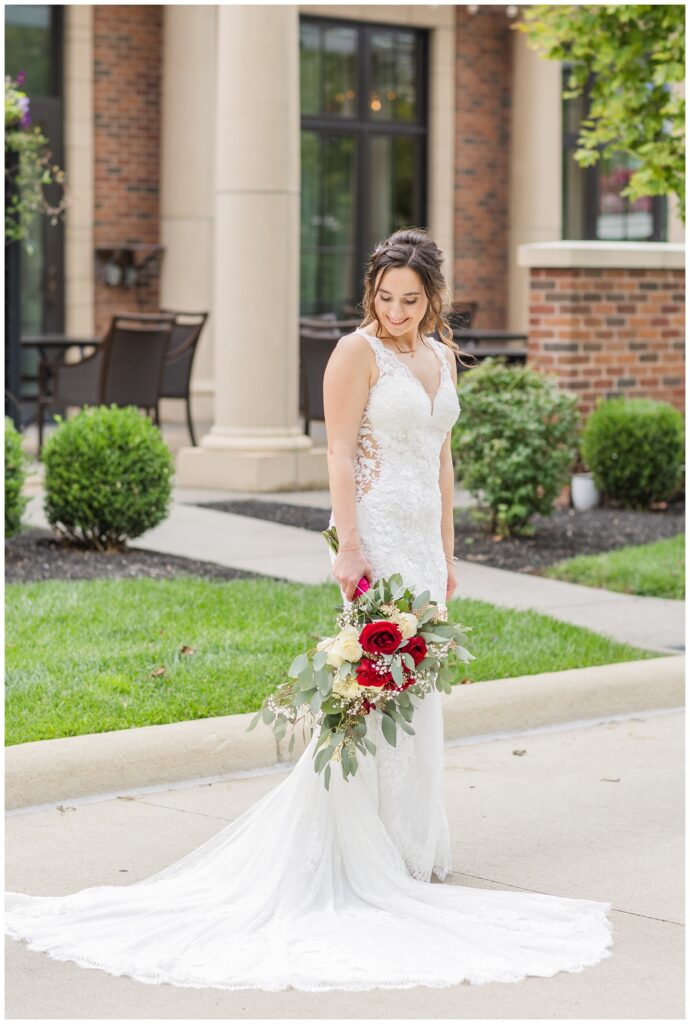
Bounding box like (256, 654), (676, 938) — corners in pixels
(518, 243), (685, 419)
(93, 5), (163, 335)
(454, 5), (512, 329)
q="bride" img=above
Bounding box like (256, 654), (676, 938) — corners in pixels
(5, 228), (613, 991)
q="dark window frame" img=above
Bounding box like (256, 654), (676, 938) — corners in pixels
(300, 13), (429, 315)
(561, 64), (666, 241)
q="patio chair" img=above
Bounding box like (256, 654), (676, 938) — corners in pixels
(36, 312), (175, 456)
(448, 301), (478, 332)
(299, 315), (359, 333)
(157, 309), (209, 447)
(300, 327), (342, 436)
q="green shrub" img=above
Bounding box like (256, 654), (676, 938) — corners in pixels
(5, 417), (28, 537)
(42, 405), (174, 550)
(581, 397), (684, 509)
(454, 357), (579, 537)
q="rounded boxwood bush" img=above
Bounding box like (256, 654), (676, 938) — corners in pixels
(42, 404), (174, 550)
(5, 416), (29, 538)
(454, 357), (580, 537)
(581, 396), (684, 509)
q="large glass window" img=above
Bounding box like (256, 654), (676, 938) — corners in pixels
(562, 66), (667, 241)
(5, 4), (64, 334)
(300, 16), (428, 316)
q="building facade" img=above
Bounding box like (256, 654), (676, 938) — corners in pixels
(6, 3), (684, 490)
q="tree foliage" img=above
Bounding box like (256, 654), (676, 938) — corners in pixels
(513, 5), (685, 220)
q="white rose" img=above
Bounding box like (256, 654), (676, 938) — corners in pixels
(315, 634), (346, 668)
(330, 626), (363, 665)
(396, 612), (419, 640)
(332, 675), (361, 700)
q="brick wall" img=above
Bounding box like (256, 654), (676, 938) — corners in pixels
(527, 266), (685, 418)
(93, 6), (163, 335)
(454, 6), (512, 330)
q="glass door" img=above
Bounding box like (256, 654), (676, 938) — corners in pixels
(300, 16), (428, 317)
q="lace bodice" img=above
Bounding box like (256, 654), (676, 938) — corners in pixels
(351, 328), (460, 502)
(328, 327), (461, 606)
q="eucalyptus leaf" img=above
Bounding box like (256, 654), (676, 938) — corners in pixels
(288, 652), (309, 678)
(390, 660), (404, 685)
(314, 745), (332, 773)
(381, 712), (397, 747)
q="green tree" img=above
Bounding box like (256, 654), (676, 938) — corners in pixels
(513, 5), (685, 221)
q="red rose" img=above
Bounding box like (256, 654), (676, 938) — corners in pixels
(356, 658), (391, 689)
(359, 620), (402, 655)
(401, 635), (427, 667)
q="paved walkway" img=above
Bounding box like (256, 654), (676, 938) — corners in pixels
(21, 477), (685, 655)
(5, 709), (684, 1018)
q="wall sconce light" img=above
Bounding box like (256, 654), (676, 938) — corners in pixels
(104, 260), (122, 286)
(95, 243), (165, 300)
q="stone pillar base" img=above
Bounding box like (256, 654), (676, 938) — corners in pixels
(175, 443), (328, 492)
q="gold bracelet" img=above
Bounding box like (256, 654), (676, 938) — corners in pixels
(444, 552), (457, 562)
(339, 544), (361, 551)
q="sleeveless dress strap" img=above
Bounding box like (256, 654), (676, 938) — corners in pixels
(354, 328), (398, 380)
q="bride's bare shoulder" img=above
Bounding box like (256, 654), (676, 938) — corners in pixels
(325, 330), (376, 387)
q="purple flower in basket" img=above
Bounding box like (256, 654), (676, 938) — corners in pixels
(19, 95), (31, 128)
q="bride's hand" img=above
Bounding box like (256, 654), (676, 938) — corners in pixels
(445, 561), (458, 602)
(333, 548), (373, 603)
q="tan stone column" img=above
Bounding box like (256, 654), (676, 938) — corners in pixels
(176, 4), (325, 491)
(64, 4), (94, 337)
(508, 29), (562, 335)
(160, 4), (216, 426)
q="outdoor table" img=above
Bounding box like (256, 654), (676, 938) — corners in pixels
(453, 328), (528, 344)
(20, 335), (102, 426)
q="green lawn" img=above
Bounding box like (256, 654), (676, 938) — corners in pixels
(543, 533), (685, 599)
(6, 576), (663, 746)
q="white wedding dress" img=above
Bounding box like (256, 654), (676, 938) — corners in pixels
(5, 327), (614, 991)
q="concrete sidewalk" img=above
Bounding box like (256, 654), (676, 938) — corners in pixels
(6, 708), (684, 1019)
(6, 654), (684, 810)
(20, 482), (685, 655)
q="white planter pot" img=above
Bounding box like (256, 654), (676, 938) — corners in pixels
(571, 472), (600, 511)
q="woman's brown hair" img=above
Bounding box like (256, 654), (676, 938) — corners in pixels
(356, 226), (477, 369)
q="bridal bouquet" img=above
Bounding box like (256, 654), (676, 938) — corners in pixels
(248, 525), (476, 789)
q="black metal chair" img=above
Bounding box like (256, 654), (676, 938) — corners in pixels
(299, 328), (344, 436)
(299, 315), (359, 332)
(448, 300), (478, 331)
(36, 312), (175, 456)
(157, 309), (209, 446)
(298, 318), (360, 436)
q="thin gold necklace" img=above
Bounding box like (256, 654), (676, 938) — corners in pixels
(386, 331), (423, 360)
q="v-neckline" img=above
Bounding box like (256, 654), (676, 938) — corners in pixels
(356, 327), (444, 414)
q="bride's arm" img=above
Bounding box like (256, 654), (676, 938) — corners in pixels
(322, 333), (373, 548)
(439, 347), (459, 561)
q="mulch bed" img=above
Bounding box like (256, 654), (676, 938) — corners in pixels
(5, 527), (278, 585)
(452, 502), (684, 574)
(194, 496), (685, 575)
(7, 493), (684, 584)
